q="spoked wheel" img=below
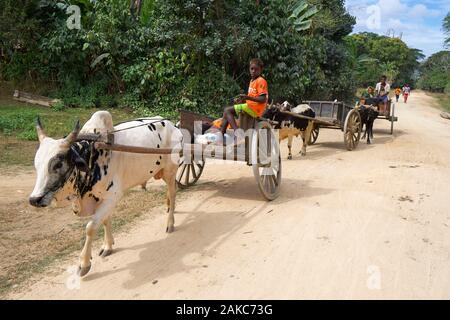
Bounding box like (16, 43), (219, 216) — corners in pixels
(343, 109), (362, 151)
(176, 156), (205, 189)
(251, 121), (282, 201)
(309, 125), (319, 145)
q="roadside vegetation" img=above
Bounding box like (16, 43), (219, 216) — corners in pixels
(415, 15), (450, 113)
(1, 0), (426, 118)
(0, 98), (136, 167)
(425, 91), (450, 113)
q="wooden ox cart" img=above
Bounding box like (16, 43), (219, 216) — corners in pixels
(93, 110), (282, 201)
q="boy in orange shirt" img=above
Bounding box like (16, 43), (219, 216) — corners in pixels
(220, 58), (268, 136)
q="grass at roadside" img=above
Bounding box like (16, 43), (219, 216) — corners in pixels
(0, 104), (136, 167)
(424, 91), (450, 113)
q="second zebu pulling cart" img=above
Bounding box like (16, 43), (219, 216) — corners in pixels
(281, 101), (364, 151)
(94, 111), (282, 201)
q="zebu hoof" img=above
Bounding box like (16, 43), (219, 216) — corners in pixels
(300, 151), (306, 157)
(77, 264), (91, 277)
(166, 225), (175, 233)
(287, 155), (293, 160)
(99, 248), (113, 258)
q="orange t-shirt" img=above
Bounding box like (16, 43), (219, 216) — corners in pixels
(246, 76), (268, 117)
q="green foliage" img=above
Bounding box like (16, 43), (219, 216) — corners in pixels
(417, 51), (450, 92)
(444, 12), (450, 48)
(289, 0), (319, 31)
(345, 33), (424, 88)
(445, 82), (450, 94)
(0, 108), (38, 140)
(0, 104), (134, 141)
(1, 0), (362, 116)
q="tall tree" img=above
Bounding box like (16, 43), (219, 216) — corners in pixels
(444, 12), (450, 48)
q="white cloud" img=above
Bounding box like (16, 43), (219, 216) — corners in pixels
(409, 4), (440, 18)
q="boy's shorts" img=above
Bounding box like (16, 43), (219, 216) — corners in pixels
(377, 95), (389, 103)
(234, 103), (257, 118)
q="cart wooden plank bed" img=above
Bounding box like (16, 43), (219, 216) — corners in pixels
(175, 110), (282, 201)
(297, 100), (363, 151)
(376, 99), (398, 135)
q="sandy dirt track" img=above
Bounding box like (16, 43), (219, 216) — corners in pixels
(5, 91), (450, 299)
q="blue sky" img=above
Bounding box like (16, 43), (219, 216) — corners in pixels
(345, 0), (449, 58)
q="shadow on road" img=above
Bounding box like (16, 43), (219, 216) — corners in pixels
(82, 177), (333, 288)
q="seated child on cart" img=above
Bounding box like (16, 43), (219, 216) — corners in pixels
(221, 57), (268, 133)
(197, 58), (268, 145)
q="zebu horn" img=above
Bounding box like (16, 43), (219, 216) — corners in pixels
(36, 116), (46, 143)
(64, 120), (81, 146)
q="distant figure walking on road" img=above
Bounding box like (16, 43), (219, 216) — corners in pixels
(402, 84), (411, 103)
(395, 87), (402, 102)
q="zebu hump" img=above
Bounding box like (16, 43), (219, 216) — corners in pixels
(291, 104), (312, 114)
(81, 111), (114, 135)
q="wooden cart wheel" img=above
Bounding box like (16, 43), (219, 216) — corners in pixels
(176, 156), (205, 189)
(308, 125), (319, 145)
(251, 121), (282, 201)
(343, 109), (362, 151)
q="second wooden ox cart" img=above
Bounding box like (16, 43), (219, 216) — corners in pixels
(286, 100), (363, 151)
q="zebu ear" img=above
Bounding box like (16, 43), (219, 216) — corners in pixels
(63, 120), (81, 148)
(36, 116), (46, 143)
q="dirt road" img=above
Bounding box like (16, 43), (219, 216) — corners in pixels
(5, 91), (450, 299)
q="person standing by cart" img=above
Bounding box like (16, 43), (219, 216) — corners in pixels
(402, 84), (411, 103)
(375, 75), (391, 113)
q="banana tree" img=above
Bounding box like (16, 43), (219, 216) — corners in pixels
(289, 0), (319, 31)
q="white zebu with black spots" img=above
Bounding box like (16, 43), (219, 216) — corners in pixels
(263, 101), (316, 159)
(29, 111), (183, 276)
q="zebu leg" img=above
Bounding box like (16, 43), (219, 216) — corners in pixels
(301, 122), (313, 156)
(99, 217), (114, 258)
(368, 120), (374, 144)
(78, 199), (116, 276)
(287, 134), (293, 160)
(370, 120), (374, 139)
(163, 164), (177, 233)
(361, 123), (367, 140)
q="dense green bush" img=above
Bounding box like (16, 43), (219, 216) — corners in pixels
(345, 33), (424, 88)
(417, 51), (450, 92)
(3, 0), (427, 117)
